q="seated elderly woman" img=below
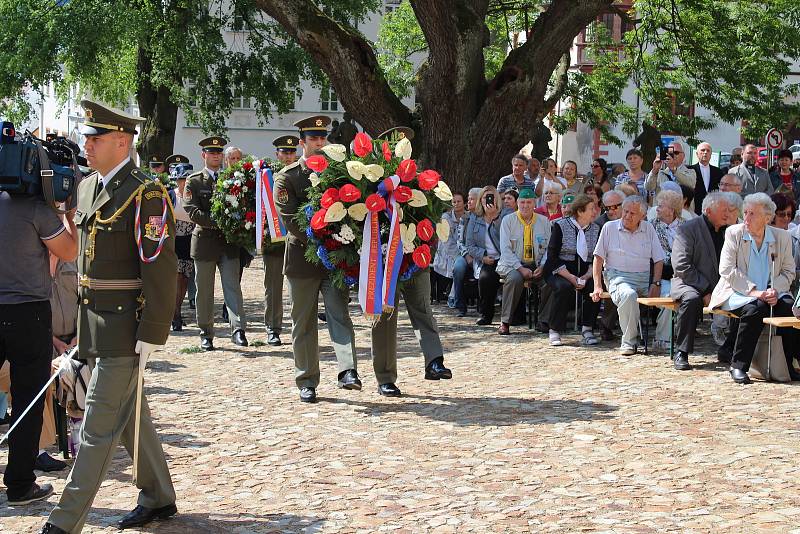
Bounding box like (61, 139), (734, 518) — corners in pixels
(465, 185), (505, 325)
(543, 194), (601, 346)
(709, 193), (800, 384)
(591, 195), (665, 355)
(496, 189), (551, 334)
(648, 189), (687, 349)
(770, 192), (800, 294)
(534, 181), (564, 221)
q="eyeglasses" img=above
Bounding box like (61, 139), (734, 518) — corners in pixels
(544, 191), (559, 195)
(719, 182), (738, 187)
(590, 164), (601, 168)
(605, 203), (621, 210)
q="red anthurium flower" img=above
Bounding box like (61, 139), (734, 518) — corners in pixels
(242, 161), (253, 171)
(394, 185), (412, 203)
(339, 183), (361, 203)
(306, 155), (328, 173)
(396, 159), (417, 182)
(382, 141), (392, 162)
(412, 244), (432, 268)
(320, 187), (340, 209)
(365, 193), (386, 212)
(416, 219), (435, 242)
(353, 132), (373, 158)
(310, 209), (328, 230)
(417, 169), (441, 190)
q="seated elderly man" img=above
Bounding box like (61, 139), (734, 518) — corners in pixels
(496, 188), (551, 335)
(591, 196), (665, 355)
(709, 193), (800, 384)
(670, 192), (738, 370)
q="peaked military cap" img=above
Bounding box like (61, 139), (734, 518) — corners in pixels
(377, 126), (415, 142)
(80, 99), (143, 136)
(165, 154), (189, 167)
(293, 115), (330, 136)
(273, 135), (300, 152)
(148, 155), (165, 166)
(199, 136), (227, 153)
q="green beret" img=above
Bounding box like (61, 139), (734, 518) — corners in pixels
(518, 188), (535, 199)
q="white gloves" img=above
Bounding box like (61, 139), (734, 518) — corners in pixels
(134, 340), (162, 365)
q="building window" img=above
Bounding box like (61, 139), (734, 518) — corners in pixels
(385, 0), (402, 14)
(233, 88), (252, 109)
(320, 86), (338, 112)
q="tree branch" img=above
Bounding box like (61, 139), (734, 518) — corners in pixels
(543, 52), (571, 112)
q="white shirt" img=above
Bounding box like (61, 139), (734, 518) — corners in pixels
(98, 157), (131, 188)
(699, 163), (711, 191)
(485, 230), (500, 259)
(204, 167), (219, 181)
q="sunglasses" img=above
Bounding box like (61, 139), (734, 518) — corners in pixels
(605, 203), (622, 210)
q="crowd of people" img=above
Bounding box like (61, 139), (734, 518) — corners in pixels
(432, 141), (800, 384)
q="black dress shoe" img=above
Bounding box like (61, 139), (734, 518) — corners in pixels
(299, 387), (317, 403)
(232, 330), (248, 347)
(267, 332), (282, 346)
(475, 316), (492, 326)
(40, 523), (68, 534)
(200, 338), (214, 351)
(425, 357), (452, 380)
(171, 318), (182, 332)
(730, 368), (752, 384)
(673, 351), (691, 371)
(116, 503), (177, 529)
(35, 452), (67, 472)
(378, 383), (402, 397)
(337, 369), (362, 390)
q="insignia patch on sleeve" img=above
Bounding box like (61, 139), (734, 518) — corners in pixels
(144, 190), (163, 200)
(276, 187), (289, 204)
(145, 216), (169, 241)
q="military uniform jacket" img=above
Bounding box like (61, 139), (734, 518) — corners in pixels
(74, 161), (177, 358)
(183, 168), (239, 261)
(274, 159), (328, 279)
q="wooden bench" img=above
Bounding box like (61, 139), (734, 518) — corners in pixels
(702, 306), (738, 318)
(762, 316), (800, 329)
(638, 297), (679, 357)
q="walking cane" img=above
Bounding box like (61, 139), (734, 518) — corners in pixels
(767, 253), (776, 381)
(132, 350), (145, 483)
(0, 347), (76, 446)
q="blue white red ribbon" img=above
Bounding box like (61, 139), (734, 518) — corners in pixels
(134, 193), (169, 264)
(255, 161), (287, 248)
(381, 175), (403, 310)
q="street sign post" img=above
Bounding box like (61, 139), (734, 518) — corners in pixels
(766, 128), (783, 149)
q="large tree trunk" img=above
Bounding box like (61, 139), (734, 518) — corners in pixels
(135, 48), (178, 164)
(255, 0), (613, 194)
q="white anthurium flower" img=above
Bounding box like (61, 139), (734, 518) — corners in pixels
(409, 189), (428, 207)
(347, 203), (368, 221)
(397, 206), (404, 222)
(363, 164), (385, 182)
(309, 172), (320, 187)
(402, 222), (417, 253)
(434, 181), (453, 201)
(321, 144), (347, 162)
(324, 202), (347, 223)
(395, 137), (412, 160)
(346, 161), (367, 181)
(436, 219), (450, 241)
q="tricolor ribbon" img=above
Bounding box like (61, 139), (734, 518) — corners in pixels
(255, 161), (287, 249)
(134, 193), (169, 264)
(381, 175), (404, 311)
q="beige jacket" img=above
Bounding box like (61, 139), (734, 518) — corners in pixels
(709, 224), (794, 310)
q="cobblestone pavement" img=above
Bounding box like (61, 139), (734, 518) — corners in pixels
(3, 257), (800, 533)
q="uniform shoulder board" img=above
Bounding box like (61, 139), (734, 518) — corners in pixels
(131, 168), (151, 184)
(187, 170), (204, 180)
(278, 161), (300, 175)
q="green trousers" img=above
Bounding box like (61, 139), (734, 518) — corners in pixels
(48, 357), (175, 533)
(262, 251), (285, 335)
(194, 253), (245, 339)
(287, 276), (357, 389)
(371, 271), (444, 384)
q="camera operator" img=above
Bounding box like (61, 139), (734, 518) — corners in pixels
(0, 169), (78, 505)
(645, 141), (697, 207)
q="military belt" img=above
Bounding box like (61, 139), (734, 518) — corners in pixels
(79, 276), (143, 290)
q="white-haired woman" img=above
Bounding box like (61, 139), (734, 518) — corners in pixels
(535, 181), (563, 221)
(709, 193), (800, 383)
(648, 189), (687, 348)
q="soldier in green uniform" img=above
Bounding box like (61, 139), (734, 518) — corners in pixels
(273, 116), (361, 403)
(41, 100), (178, 533)
(165, 153), (190, 173)
(260, 135), (299, 347)
(370, 128), (453, 397)
(147, 155), (166, 175)
(182, 137), (248, 351)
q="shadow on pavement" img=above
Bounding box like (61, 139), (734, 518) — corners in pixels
(328, 394), (617, 426)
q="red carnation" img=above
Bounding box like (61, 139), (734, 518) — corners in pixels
(382, 141), (392, 162)
(394, 185), (412, 203)
(396, 159), (417, 182)
(418, 169), (440, 190)
(310, 209), (328, 230)
(306, 155), (328, 173)
(365, 193), (386, 212)
(412, 244), (432, 269)
(242, 161), (253, 171)
(320, 188), (340, 209)
(353, 132), (373, 158)
(324, 238), (342, 251)
(339, 183), (361, 203)
(245, 211), (256, 223)
(229, 184), (241, 196)
(416, 219), (435, 242)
